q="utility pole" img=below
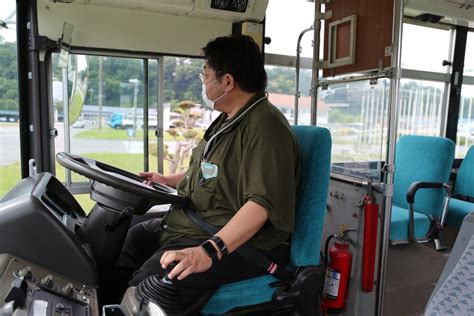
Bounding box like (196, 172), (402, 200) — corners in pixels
(129, 79), (140, 136)
(98, 57), (103, 130)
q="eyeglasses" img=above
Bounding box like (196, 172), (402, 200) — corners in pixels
(199, 70), (224, 84)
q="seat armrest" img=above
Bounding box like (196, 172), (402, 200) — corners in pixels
(406, 181), (451, 204)
(405, 182), (451, 242)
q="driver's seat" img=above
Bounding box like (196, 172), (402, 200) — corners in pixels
(201, 125), (332, 315)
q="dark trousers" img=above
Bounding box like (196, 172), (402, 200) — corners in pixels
(108, 218), (290, 314)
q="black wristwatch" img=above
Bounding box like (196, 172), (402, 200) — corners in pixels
(201, 240), (218, 265)
(210, 235), (228, 256)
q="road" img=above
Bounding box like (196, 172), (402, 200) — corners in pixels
(0, 123), (146, 166)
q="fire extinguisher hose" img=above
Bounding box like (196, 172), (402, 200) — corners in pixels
(324, 234), (337, 267)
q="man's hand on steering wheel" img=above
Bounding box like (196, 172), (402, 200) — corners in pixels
(56, 152), (188, 207)
(139, 171), (168, 187)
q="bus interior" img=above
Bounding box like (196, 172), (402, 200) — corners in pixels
(0, 0), (473, 315)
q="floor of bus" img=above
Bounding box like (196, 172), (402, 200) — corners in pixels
(383, 227), (458, 316)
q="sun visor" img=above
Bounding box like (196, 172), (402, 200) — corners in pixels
(37, 0), (268, 55)
(46, 0), (267, 22)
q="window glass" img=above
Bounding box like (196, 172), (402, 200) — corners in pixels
(464, 31), (474, 76)
(147, 59), (159, 172)
(266, 65), (313, 125)
(398, 79), (445, 138)
(162, 57), (208, 174)
(456, 84), (474, 158)
(53, 54), (147, 187)
(0, 0), (19, 198)
(401, 23), (451, 73)
(318, 79), (390, 180)
(265, 0), (316, 58)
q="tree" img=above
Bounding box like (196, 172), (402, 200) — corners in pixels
(0, 41), (18, 111)
(163, 100), (203, 173)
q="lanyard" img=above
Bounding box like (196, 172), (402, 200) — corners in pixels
(201, 94), (268, 162)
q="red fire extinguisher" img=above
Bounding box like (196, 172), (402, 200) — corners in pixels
(322, 232), (353, 314)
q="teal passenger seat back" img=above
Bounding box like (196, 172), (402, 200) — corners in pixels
(201, 125), (332, 315)
(453, 146), (474, 198)
(391, 135), (454, 242)
(290, 126), (332, 266)
(446, 146), (474, 227)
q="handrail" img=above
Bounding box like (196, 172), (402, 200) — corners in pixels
(294, 26), (313, 125)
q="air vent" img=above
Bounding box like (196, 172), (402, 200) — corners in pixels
(405, 0), (474, 26)
(415, 13), (445, 23)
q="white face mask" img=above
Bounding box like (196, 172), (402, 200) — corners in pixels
(201, 78), (226, 109)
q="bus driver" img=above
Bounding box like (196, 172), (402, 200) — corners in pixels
(110, 35), (299, 315)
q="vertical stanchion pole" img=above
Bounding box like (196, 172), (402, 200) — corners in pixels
(377, 0), (404, 315)
(310, 0), (322, 126)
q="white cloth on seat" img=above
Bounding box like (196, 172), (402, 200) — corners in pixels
(425, 236), (474, 315)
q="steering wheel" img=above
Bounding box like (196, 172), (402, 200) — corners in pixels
(56, 152), (188, 206)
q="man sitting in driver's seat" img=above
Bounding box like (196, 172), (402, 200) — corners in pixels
(111, 35), (299, 315)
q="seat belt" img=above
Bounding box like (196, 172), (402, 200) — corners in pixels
(184, 207), (293, 284)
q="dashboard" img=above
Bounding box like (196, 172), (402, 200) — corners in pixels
(0, 173), (99, 315)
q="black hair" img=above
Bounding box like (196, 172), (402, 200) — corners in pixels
(202, 35), (267, 92)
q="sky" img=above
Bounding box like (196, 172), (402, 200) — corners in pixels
(0, 0), (15, 42)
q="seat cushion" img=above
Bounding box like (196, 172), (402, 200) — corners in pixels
(201, 275), (279, 315)
(390, 205), (432, 242)
(446, 198), (474, 228)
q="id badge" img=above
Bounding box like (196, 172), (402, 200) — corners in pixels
(201, 162), (219, 180)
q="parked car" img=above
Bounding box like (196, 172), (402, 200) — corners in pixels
(72, 118), (85, 128)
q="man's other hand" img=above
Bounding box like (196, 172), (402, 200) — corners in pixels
(160, 247), (213, 280)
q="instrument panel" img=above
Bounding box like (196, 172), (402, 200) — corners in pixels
(0, 254), (98, 316)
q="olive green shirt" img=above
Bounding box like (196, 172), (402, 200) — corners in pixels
(160, 92), (299, 250)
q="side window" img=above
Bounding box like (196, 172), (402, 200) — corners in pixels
(398, 80), (446, 137)
(464, 31), (474, 76)
(401, 24), (451, 73)
(52, 54), (147, 210)
(399, 23), (452, 139)
(265, 0), (317, 126)
(266, 66), (312, 125)
(456, 84), (474, 158)
(161, 57), (209, 174)
(457, 32), (474, 158)
(317, 80), (390, 180)
(266, 0), (316, 58)
(0, 1), (19, 198)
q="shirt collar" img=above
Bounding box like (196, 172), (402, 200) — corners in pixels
(203, 91), (267, 141)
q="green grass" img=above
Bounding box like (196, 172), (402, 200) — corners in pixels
(0, 160), (22, 197)
(75, 127), (157, 140)
(75, 126), (205, 141)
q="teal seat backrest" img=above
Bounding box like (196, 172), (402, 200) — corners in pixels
(201, 126), (332, 315)
(290, 125), (332, 266)
(454, 146), (474, 197)
(393, 135), (454, 217)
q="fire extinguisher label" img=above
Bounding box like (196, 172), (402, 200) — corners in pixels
(323, 267), (341, 299)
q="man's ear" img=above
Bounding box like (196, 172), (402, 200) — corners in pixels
(224, 73), (235, 93)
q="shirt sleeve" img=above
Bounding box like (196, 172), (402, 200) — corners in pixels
(239, 115), (299, 233)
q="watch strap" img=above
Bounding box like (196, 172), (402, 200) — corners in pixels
(210, 235), (228, 256)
